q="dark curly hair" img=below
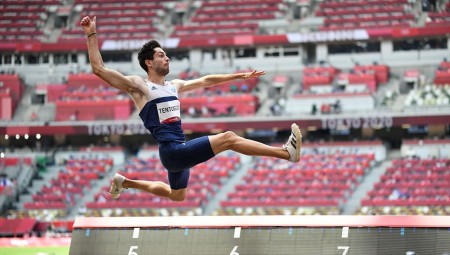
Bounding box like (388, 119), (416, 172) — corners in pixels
(137, 40), (162, 72)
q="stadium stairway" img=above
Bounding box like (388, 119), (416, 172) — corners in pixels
(10, 82), (56, 122)
(255, 73), (298, 117)
(392, 94), (408, 112)
(16, 165), (62, 210)
(12, 86), (34, 122)
(342, 150), (400, 214)
(203, 155), (253, 215)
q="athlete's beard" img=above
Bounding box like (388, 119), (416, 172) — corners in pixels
(155, 66), (169, 76)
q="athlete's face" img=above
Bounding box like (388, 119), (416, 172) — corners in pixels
(152, 48), (170, 76)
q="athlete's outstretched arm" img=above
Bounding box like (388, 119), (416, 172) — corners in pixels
(80, 16), (141, 93)
(173, 70), (265, 93)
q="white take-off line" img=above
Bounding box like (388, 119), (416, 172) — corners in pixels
(133, 228), (140, 239)
(234, 227), (241, 238)
(342, 227), (349, 238)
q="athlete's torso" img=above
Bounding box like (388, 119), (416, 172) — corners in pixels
(138, 80), (185, 143)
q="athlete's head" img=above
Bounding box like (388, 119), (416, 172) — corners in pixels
(138, 40), (170, 76)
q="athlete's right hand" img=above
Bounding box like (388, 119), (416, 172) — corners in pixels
(80, 16), (97, 36)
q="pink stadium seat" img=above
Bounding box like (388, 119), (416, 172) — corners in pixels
(24, 158), (114, 211)
(354, 64), (390, 84)
(317, 0), (414, 31)
(44, 74), (133, 121)
(0, 74), (25, 120)
(427, 12), (450, 27)
(221, 153), (374, 209)
(302, 66), (340, 89)
(180, 94), (259, 116)
(434, 61), (450, 85)
(0, 157), (32, 167)
(0, 0), (56, 41)
(171, 0), (286, 38)
(362, 158), (450, 207)
(59, 0), (163, 41)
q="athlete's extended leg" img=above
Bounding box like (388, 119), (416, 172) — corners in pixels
(209, 123), (302, 162)
(109, 173), (186, 201)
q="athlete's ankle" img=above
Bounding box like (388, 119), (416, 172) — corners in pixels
(122, 179), (129, 189)
(283, 150), (290, 160)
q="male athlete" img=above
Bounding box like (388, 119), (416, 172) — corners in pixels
(80, 16), (302, 202)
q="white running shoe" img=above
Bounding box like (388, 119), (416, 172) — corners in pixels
(283, 123), (302, 162)
(109, 173), (126, 199)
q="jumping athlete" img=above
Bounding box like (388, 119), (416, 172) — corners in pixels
(80, 16), (302, 202)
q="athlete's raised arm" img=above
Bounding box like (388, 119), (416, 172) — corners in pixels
(80, 16), (143, 93)
(172, 70), (265, 93)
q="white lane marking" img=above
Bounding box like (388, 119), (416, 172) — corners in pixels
(342, 227), (349, 238)
(132, 228), (140, 239)
(234, 227), (241, 238)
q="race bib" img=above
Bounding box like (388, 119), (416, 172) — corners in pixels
(156, 100), (181, 124)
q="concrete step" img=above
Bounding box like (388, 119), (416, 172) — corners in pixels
(203, 154), (253, 215)
(12, 86), (34, 121)
(16, 194), (33, 210)
(342, 158), (393, 215)
(16, 166), (62, 210)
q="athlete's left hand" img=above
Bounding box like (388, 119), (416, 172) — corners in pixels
(242, 70), (266, 79)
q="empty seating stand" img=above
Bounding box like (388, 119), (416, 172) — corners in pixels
(302, 66), (339, 92)
(45, 73), (133, 121)
(317, 0), (415, 31)
(23, 157), (114, 218)
(359, 158), (450, 215)
(0, 74), (25, 120)
(338, 63), (389, 92)
(427, 12), (450, 27)
(181, 94), (259, 117)
(219, 153), (375, 215)
(59, 0), (163, 41)
(172, 0), (287, 38)
(179, 69), (261, 117)
(0, 0), (59, 41)
(434, 61), (450, 85)
(426, 3), (450, 27)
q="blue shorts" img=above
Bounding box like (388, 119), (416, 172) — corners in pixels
(158, 136), (215, 190)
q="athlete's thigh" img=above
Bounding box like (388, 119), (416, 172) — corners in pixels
(177, 136), (215, 168)
(160, 137), (215, 172)
(167, 168), (190, 190)
(167, 169), (188, 201)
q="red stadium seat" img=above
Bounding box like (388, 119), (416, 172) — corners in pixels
(171, 0), (287, 38)
(221, 153), (375, 212)
(361, 158), (450, 207)
(317, 0), (414, 31)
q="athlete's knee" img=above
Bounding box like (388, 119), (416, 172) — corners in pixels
(169, 191), (186, 202)
(210, 131), (240, 154)
(222, 131), (238, 143)
(169, 195), (185, 202)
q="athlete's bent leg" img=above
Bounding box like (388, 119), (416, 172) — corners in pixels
(122, 179), (171, 198)
(109, 174), (186, 202)
(208, 123), (302, 162)
(123, 179), (187, 201)
(209, 131), (288, 159)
